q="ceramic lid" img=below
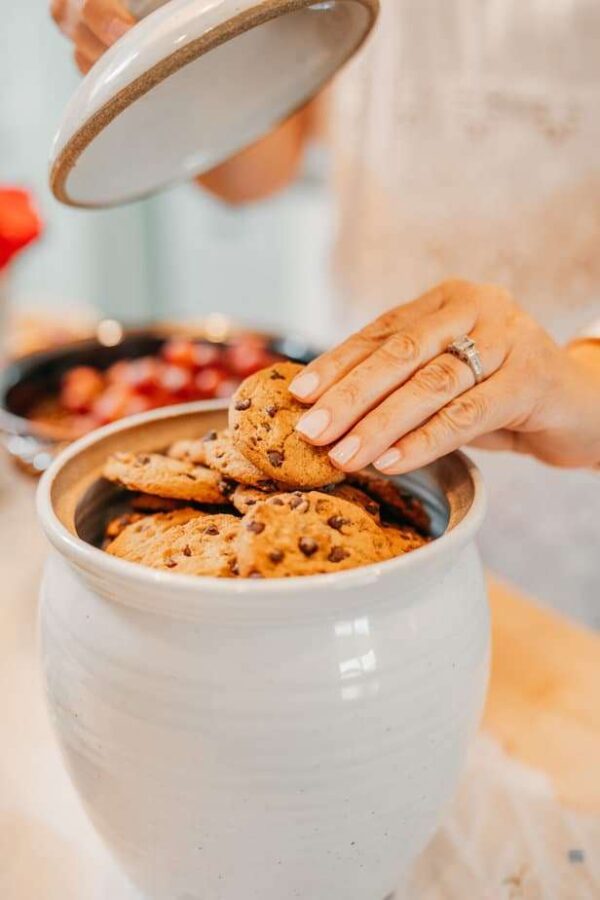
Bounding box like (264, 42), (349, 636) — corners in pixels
(49, 0), (379, 208)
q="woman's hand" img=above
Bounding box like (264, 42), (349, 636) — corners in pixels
(50, 0), (135, 74)
(289, 279), (600, 473)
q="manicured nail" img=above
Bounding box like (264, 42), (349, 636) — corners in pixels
(329, 435), (361, 466)
(374, 448), (402, 471)
(289, 371), (320, 399)
(296, 408), (331, 439)
(106, 18), (132, 43)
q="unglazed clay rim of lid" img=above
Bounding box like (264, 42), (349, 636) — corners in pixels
(50, 0), (379, 209)
(37, 399), (487, 601)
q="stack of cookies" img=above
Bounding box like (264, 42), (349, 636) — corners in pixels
(101, 362), (429, 579)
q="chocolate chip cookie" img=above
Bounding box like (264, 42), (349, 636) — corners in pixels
(203, 430), (279, 489)
(102, 511), (145, 549)
(166, 437), (210, 466)
(103, 451), (230, 504)
(348, 471), (430, 535)
(328, 484), (381, 522)
(237, 491), (391, 578)
(382, 524), (428, 556)
(130, 493), (187, 513)
(231, 483), (278, 514)
(106, 509), (239, 577)
(229, 362), (344, 489)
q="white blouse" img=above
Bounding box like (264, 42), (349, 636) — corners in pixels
(330, 0), (600, 622)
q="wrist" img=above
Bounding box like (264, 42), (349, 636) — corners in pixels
(561, 343), (600, 467)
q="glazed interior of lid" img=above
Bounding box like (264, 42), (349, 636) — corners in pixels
(48, 404), (476, 548)
(52, 0), (377, 207)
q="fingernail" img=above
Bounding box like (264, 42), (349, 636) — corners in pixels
(296, 408), (331, 439)
(106, 18), (132, 43)
(374, 448), (402, 471)
(289, 371), (320, 399)
(329, 435), (361, 466)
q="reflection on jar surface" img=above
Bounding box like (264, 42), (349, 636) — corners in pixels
(333, 0), (600, 339)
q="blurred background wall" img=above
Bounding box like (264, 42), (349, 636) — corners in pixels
(1, 1), (336, 343)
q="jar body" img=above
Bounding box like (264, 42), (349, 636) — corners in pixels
(40, 543), (489, 900)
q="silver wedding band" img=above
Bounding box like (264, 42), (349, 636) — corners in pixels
(447, 336), (484, 384)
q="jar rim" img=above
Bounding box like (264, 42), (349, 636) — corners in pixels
(37, 400), (486, 614)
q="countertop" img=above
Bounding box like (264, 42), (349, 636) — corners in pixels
(1, 456), (598, 898)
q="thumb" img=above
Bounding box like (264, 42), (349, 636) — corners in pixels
(80, 0), (136, 46)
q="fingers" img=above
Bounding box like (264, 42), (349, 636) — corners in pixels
(325, 322), (507, 471)
(295, 295), (478, 447)
(73, 24), (106, 65)
(288, 285), (449, 404)
(51, 0), (134, 60)
(79, 0), (135, 46)
(372, 370), (526, 475)
(74, 48), (95, 74)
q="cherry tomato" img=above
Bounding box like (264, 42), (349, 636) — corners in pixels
(191, 342), (221, 368)
(91, 383), (137, 424)
(193, 366), (228, 399)
(60, 366), (105, 413)
(157, 364), (197, 400)
(161, 339), (199, 369)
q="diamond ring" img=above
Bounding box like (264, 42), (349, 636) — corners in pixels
(447, 336), (484, 384)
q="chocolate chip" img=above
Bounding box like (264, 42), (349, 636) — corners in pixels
(235, 398), (252, 411)
(289, 494), (309, 512)
(269, 550), (285, 563)
(267, 450), (284, 468)
(138, 455), (151, 465)
(328, 546), (349, 563)
(246, 520), (266, 534)
(246, 498), (257, 506)
(270, 497), (284, 506)
(204, 525), (219, 536)
(183, 545), (192, 557)
(165, 558), (178, 568)
(266, 405), (278, 418)
(327, 515), (349, 531)
(270, 370), (285, 380)
(202, 430), (218, 442)
(229, 559), (239, 576)
(219, 478), (236, 496)
(299, 537), (318, 557)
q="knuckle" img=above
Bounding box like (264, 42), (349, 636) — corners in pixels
(443, 393), (488, 431)
(415, 359), (462, 396)
(332, 377), (362, 407)
(380, 332), (421, 367)
(363, 309), (399, 341)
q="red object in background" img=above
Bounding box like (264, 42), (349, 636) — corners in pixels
(46, 336), (284, 438)
(61, 366), (105, 413)
(0, 187), (43, 270)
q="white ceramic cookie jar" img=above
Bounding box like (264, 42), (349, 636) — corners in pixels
(37, 402), (489, 900)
